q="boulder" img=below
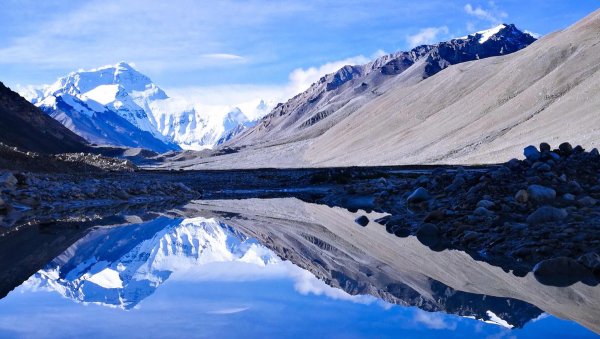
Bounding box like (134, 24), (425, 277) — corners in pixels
(533, 257), (595, 286)
(0, 172), (17, 188)
(473, 206), (495, 217)
(539, 142), (551, 152)
(416, 223), (439, 238)
(527, 206), (567, 225)
(527, 185), (556, 203)
(407, 187), (430, 204)
(523, 145), (540, 161)
(354, 215), (369, 227)
(514, 189), (528, 203)
(558, 142), (573, 156)
(476, 199), (495, 209)
(578, 196), (597, 207)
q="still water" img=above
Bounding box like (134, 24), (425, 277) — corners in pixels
(0, 198), (598, 338)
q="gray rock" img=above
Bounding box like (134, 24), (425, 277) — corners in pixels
(527, 206), (568, 225)
(523, 145), (540, 161)
(0, 197), (5, 210)
(591, 148), (600, 157)
(355, 215), (369, 227)
(533, 257), (594, 286)
(473, 206), (495, 217)
(476, 199), (495, 209)
(578, 196), (597, 207)
(563, 193), (576, 201)
(0, 172), (18, 188)
(514, 189), (528, 203)
(527, 185), (556, 203)
(532, 162), (551, 172)
(559, 142), (573, 156)
(407, 187), (430, 204)
(539, 142), (551, 152)
(416, 223), (439, 238)
(115, 189), (130, 200)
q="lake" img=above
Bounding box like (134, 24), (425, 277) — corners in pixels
(0, 198), (598, 338)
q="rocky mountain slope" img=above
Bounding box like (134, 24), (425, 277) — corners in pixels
(161, 11), (600, 169)
(227, 24), (535, 148)
(24, 62), (254, 152)
(0, 82), (89, 154)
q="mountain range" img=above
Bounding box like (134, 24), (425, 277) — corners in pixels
(21, 62), (258, 153)
(155, 11), (600, 169)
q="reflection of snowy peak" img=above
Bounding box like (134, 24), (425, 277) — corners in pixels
(25, 62), (256, 152)
(26, 217), (278, 309)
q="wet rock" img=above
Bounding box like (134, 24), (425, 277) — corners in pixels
(558, 142), (573, 156)
(527, 206), (568, 225)
(514, 190), (528, 203)
(407, 187), (430, 204)
(527, 185), (556, 203)
(355, 215), (369, 227)
(577, 196), (597, 207)
(533, 257), (595, 286)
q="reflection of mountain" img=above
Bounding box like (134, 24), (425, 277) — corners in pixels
(26, 217), (278, 309)
(187, 198), (600, 333)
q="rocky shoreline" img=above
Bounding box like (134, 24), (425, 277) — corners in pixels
(316, 143), (600, 287)
(1, 142), (599, 287)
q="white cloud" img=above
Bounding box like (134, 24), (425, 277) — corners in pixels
(464, 2), (508, 24)
(407, 26), (449, 47)
(413, 310), (458, 330)
(167, 51), (383, 120)
(201, 53), (245, 61)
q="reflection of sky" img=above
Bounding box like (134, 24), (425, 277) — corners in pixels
(0, 260), (597, 338)
(0, 215), (597, 338)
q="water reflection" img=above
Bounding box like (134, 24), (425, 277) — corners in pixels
(0, 198), (598, 338)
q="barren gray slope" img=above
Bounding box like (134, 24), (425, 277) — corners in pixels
(154, 10), (600, 170)
(179, 198), (600, 334)
(306, 9), (600, 166)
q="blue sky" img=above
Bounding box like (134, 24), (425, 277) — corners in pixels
(1, 0), (598, 108)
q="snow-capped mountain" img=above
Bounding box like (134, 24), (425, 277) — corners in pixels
(24, 62), (257, 152)
(24, 217), (279, 309)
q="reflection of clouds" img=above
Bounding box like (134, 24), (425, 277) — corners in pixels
(413, 310), (457, 330)
(206, 307), (250, 315)
(172, 258), (391, 308)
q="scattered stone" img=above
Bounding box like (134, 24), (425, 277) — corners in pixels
(558, 142), (573, 156)
(527, 206), (568, 225)
(407, 187), (430, 204)
(514, 190), (529, 203)
(473, 206), (495, 217)
(416, 223), (439, 238)
(0, 172), (18, 188)
(578, 196), (597, 207)
(527, 185), (556, 203)
(476, 199), (495, 209)
(355, 215), (369, 227)
(523, 145), (540, 161)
